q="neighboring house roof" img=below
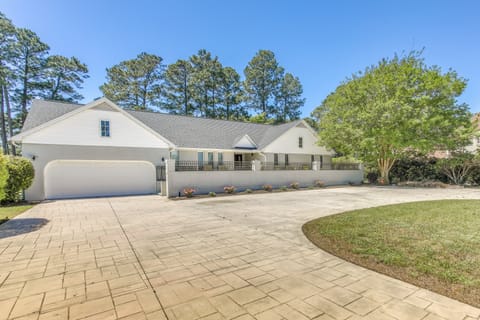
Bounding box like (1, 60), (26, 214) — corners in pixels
(18, 99), (307, 150)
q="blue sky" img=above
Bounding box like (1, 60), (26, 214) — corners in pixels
(3, 0), (480, 117)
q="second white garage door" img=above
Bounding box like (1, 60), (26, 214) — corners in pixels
(44, 160), (156, 199)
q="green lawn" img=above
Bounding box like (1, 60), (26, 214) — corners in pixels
(0, 204), (34, 224)
(302, 200), (480, 307)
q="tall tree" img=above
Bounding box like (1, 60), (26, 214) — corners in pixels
(243, 50), (284, 120)
(0, 12), (16, 154)
(190, 49), (223, 118)
(218, 67), (246, 120)
(11, 28), (49, 126)
(162, 59), (194, 115)
(275, 73), (305, 122)
(314, 51), (472, 183)
(100, 52), (163, 110)
(40, 55), (89, 102)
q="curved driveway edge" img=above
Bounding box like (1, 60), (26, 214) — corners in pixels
(0, 187), (479, 320)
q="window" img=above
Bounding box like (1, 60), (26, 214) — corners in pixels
(208, 152), (214, 165)
(298, 137), (303, 148)
(198, 152), (204, 170)
(285, 154), (289, 166)
(274, 153), (279, 166)
(100, 120), (110, 137)
(218, 152), (223, 165)
(170, 150), (179, 161)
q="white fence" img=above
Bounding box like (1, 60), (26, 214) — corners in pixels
(165, 160), (363, 197)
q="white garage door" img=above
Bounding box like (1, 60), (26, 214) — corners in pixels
(45, 160), (156, 199)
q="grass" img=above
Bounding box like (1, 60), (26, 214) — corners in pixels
(302, 200), (480, 307)
(0, 204), (34, 225)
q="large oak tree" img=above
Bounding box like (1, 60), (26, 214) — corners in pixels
(313, 51), (472, 183)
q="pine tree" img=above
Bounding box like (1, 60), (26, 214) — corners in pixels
(275, 73), (305, 122)
(100, 52), (163, 110)
(218, 67), (246, 120)
(163, 59), (194, 115)
(40, 55), (89, 102)
(10, 28), (49, 126)
(243, 50), (284, 120)
(190, 49), (223, 118)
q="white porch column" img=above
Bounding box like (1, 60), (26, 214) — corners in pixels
(312, 161), (320, 171)
(251, 160), (261, 172)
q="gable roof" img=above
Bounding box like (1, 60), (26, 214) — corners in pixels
(16, 99), (308, 150)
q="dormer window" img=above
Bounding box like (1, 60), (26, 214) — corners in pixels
(298, 137), (303, 148)
(100, 120), (110, 137)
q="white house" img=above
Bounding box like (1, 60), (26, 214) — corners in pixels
(11, 98), (362, 200)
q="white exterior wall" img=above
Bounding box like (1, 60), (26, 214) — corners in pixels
(177, 150), (235, 162)
(166, 167), (363, 197)
(23, 143), (169, 201)
(263, 126), (333, 155)
(23, 108), (170, 148)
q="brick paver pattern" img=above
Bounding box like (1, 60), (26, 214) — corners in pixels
(0, 187), (479, 320)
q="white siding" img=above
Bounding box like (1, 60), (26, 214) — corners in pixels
(23, 109), (169, 148)
(177, 150), (235, 162)
(262, 126), (332, 155)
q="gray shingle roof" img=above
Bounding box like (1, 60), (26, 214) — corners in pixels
(22, 100), (83, 132)
(22, 99), (303, 150)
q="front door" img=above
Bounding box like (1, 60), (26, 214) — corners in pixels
(234, 154), (243, 169)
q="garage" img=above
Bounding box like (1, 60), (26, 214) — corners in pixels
(44, 160), (157, 199)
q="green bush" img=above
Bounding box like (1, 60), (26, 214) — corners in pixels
(390, 156), (445, 183)
(4, 156), (34, 202)
(0, 155), (8, 201)
(280, 185), (288, 191)
(208, 192), (216, 197)
(245, 188), (253, 193)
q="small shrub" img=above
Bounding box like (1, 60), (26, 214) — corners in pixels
(0, 155), (8, 201)
(308, 185), (314, 189)
(314, 180), (325, 188)
(263, 184), (273, 192)
(208, 192), (216, 197)
(280, 185), (288, 191)
(223, 185), (236, 194)
(4, 156), (34, 203)
(183, 187), (195, 198)
(289, 182), (300, 189)
(245, 188), (253, 193)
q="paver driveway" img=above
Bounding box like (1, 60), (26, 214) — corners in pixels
(1, 187), (480, 320)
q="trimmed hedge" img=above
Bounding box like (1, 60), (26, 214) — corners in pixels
(4, 156), (34, 203)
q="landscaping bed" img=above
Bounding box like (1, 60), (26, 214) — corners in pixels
(303, 200), (480, 307)
(0, 204), (34, 225)
(171, 183), (331, 200)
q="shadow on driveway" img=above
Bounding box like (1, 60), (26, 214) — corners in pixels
(0, 218), (49, 239)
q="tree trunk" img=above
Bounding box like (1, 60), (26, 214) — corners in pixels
(21, 53), (29, 126)
(0, 88), (9, 154)
(183, 74), (188, 115)
(3, 85), (16, 155)
(377, 157), (396, 184)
